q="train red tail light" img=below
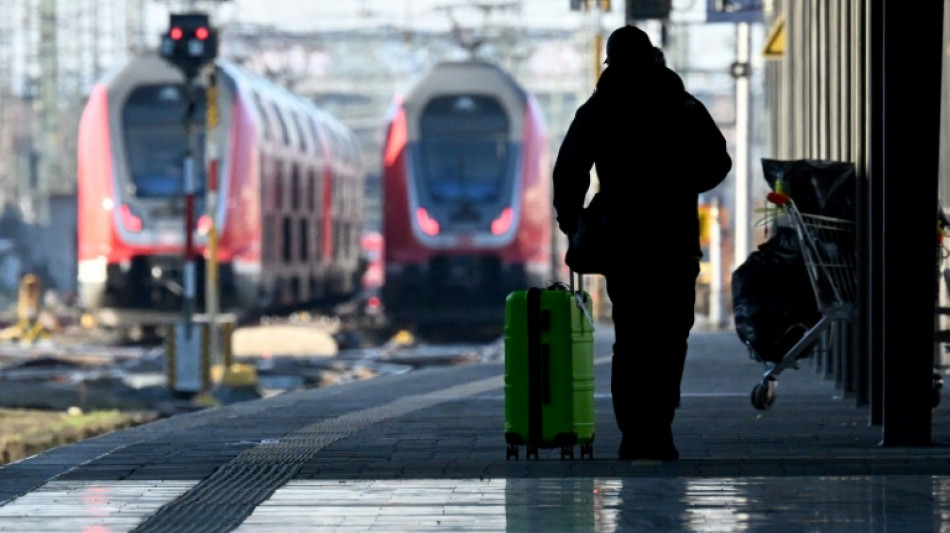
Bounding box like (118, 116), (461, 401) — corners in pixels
(170, 27), (184, 40)
(119, 204), (142, 232)
(415, 207), (440, 235)
(490, 207), (514, 235)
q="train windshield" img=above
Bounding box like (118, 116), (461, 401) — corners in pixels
(418, 95), (509, 203)
(122, 84), (206, 198)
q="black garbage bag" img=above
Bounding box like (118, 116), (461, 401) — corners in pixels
(761, 159), (857, 219)
(731, 225), (821, 363)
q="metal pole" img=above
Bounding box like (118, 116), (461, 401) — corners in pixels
(182, 80), (198, 333)
(709, 196), (724, 328)
(205, 67), (221, 375)
(733, 21), (751, 272)
(592, 12), (603, 90)
(590, 3), (608, 320)
(36, 0), (57, 223)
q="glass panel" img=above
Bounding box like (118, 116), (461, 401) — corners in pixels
(291, 112), (307, 152)
(417, 95), (509, 203)
(271, 101), (290, 146)
(254, 93), (272, 140)
(122, 84), (206, 198)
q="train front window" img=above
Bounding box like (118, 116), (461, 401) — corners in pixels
(418, 95), (509, 203)
(122, 84), (206, 198)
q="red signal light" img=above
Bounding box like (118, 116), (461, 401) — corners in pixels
(170, 27), (183, 40)
(367, 295), (381, 309)
(195, 27), (209, 40)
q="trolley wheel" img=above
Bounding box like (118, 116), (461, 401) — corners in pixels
(580, 443), (594, 459)
(506, 444), (519, 460)
(526, 446), (539, 461)
(560, 445), (574, 460)
(751, 378), (777, 411)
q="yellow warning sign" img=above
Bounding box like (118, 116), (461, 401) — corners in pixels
(763, 14), (786, 59)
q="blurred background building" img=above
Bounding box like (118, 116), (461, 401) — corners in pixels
(0, 0), (766, 324)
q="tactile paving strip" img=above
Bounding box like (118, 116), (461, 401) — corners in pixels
(132, 373), (505, 533)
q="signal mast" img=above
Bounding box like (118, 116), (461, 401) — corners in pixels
(159, 12), (221, 395)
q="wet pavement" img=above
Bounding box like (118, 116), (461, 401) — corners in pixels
(1, 328), (950, 532)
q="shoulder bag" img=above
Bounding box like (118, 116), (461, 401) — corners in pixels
(564, 194), (611, 275)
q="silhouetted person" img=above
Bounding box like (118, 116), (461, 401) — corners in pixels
(553, 25), (731, 460)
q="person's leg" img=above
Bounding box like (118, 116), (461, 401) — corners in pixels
(606, 272), (641, 439)
(607, 259), (698, 459)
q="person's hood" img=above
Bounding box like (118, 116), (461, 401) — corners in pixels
(594, 64), (686, 105)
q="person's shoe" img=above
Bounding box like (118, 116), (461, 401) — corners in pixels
(618, 431), (679, 461)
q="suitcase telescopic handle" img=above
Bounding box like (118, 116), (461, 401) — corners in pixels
(570, 271), (583, 294)
(570, 271), (595, 329)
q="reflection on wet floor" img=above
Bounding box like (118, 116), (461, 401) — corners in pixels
(0, 480), (195, 532)
(238, 476), (950, 532)
(2, 477), (950, 532)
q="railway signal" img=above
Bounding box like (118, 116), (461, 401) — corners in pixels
(159, 12), (219, 394)
(160, 13), (218, 80)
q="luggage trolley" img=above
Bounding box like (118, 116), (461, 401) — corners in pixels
(931, 206), (949, 407)
(748, 191), (857, 410)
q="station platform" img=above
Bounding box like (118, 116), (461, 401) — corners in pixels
(2, 328), (950, 532)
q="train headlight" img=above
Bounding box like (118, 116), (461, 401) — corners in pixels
(490, 207), (514, 235)
(119, 204), (143, 232)
(78, 256), (107, 284)
(415, 207), (440, 236)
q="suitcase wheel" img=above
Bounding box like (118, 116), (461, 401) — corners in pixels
(580, 443), (594, 459)
(527, 446), (539, 460)
(560, 445), (574, 460)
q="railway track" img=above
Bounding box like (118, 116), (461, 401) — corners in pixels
(0, 309), (503, 413)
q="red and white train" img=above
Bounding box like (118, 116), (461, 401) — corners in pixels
(380, 60), (554, 337)
(77, 54), (365, 337)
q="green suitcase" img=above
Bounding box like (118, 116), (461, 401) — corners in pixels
(504, 274), (595, 460)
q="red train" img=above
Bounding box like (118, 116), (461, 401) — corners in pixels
(380, 60), (554, 337)
(77, 54), (365, 338)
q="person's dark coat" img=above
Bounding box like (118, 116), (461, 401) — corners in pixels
(552, 62), (731, 263)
